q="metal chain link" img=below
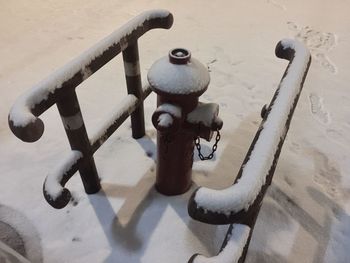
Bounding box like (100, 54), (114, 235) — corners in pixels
(194, 129), (221, 160)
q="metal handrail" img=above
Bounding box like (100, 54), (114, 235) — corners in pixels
(9, 10), (173, 142)
(8, 10), (173, 209)
(188, 39), (311, 262)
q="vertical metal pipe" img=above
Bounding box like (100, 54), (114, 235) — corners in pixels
(56, 89), (101, 194)
(122, 41), (145, 139)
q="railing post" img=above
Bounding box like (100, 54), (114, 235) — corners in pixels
(122, 41), (145, 139)
(56, 89), (101, 194)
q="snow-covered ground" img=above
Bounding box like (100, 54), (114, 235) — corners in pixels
(1, 0), (349, 262)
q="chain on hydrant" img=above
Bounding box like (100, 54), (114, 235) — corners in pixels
(194, 129), (221, 160)
(148, 48), (223, 195)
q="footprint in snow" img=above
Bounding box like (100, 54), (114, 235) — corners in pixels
(309, 149), (341, 199)
(308, 93), (331, 125)
(287, 22), (338, 74)
(266, 0), (287, 11)
(314, 53), (337, 74)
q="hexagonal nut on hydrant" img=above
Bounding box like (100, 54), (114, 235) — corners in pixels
(147, 48), (223, 196)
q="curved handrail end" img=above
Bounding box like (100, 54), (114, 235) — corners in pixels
(275, 40), (294, 60)
(188, 188), (248, 225)
(8, 113), (44, 142)
(147, 9), (174, 29)
(275, 38), (311, 62)
(188, 253), (200, 263)
(43, 183), (72, 209)
(42, 151), (82, 209)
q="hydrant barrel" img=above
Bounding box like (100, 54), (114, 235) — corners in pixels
(148, 48), (212, 195)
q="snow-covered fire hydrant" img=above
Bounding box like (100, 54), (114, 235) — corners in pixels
(147, 48), (223, 195)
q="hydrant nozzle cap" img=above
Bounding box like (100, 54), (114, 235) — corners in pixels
(169, 48), (191, 64)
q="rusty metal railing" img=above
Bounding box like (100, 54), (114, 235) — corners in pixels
(8, 10), (173, 209)
(188, 39), (311, 262)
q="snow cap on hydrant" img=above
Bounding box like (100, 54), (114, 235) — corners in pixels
(147, 48), (210, 97)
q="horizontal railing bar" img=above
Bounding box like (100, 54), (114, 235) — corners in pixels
(90, 84), (152, 152)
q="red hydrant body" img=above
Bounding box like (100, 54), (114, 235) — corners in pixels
(148, 48), (222, 195)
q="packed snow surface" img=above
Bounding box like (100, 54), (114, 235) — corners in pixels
(1, 1), (349, 263)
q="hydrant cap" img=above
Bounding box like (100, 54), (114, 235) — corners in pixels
(147, 48), (210, 96)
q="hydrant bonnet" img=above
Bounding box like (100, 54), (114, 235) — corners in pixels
(147, 48), (210, 97)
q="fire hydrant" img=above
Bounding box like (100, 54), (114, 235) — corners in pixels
(148, 48), (223, 195)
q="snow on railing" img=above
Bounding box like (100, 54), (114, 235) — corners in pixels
(188, 39), (311, 262)
(89, 85), (152, 152)
(43, 151), (83, 209)
(189, 224), (251, 263)
(9, 9), (172, 142)
(8, 10), (173, 209)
